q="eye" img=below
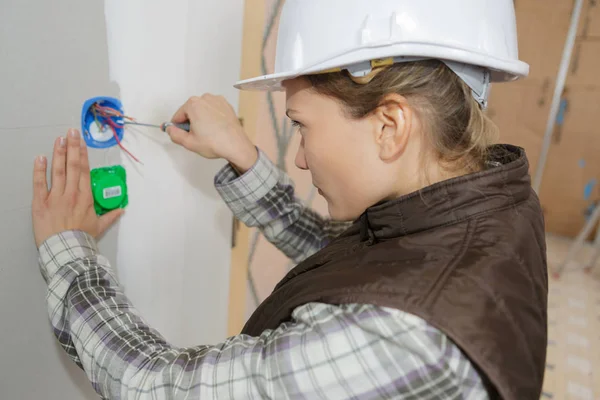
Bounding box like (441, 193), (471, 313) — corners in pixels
(290, 120), (302, 128)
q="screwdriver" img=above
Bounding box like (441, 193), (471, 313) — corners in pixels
(123, 121), (190, 132)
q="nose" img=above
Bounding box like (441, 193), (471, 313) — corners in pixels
(295, 138), (309, 170)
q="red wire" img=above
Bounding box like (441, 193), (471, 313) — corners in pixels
(97, 106), (135, 121)
(103, 117), (143, 164)
(91, 102), (142, 164)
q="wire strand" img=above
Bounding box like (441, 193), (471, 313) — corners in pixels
(90, 102), (142, 164)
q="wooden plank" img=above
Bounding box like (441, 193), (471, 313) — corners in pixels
(227, 0), (266, 336)
(538, 87), (600, 237)
(488, 79), (552, 174)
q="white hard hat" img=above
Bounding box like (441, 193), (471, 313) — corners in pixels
(235, 0), (530, 108)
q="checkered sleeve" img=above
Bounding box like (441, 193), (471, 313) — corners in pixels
(37, 230), (489, 399)
(214, 148), (351, 264)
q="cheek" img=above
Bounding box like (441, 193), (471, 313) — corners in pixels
(304, 135), (342, 176)
(307, 140), (363, 201)
(307, 126), (369, 181)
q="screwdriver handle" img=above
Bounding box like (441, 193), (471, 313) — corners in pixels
(161, 122), (190, 132)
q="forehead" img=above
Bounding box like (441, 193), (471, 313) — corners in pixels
(283, 77), (335, 114)
(283, 77), (312, 100)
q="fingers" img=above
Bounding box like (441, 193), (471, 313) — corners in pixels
(51, 136), (67, 195)
(170, 98), (192, 124)
(217, 95), (233, 111)
(79, 138), (92, 197)
(32, 155), (48, 208)
(98, 208), (125, 237)
(168, 98), (195, 146)
(65, 129), (81, 195)
(170, 95), (219, 124)
(166, 125), (189, 147)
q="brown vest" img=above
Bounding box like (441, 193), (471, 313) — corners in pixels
(242, 145), (548, 400)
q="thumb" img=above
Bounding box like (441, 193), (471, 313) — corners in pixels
(98, 208), (125, 237)
(166, 126), (189, 147)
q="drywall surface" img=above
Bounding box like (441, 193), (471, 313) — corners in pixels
(0, 0), (119, 398)
(0, 0), (243, 398)
(104, 0), (243, 347)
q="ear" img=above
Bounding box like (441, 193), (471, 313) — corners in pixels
(372, 94), (413, 162)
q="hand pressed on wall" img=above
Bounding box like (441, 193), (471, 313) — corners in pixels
(31, 129), (124, 248)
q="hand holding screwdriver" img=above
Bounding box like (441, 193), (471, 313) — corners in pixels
(165, 94), (258, 173)
(160, 122), (190, 132)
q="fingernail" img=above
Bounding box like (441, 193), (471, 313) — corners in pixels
(59, 137), (66, 147)
(69, 129), (79, 138)
(37, 155), (46, 165)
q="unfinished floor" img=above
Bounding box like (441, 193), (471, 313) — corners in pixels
(543, 233), (600, 399)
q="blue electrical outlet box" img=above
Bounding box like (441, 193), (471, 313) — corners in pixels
(81, 96), (125, 149)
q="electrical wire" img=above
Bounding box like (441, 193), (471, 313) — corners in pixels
(102, 115), (143, 164)
(88, 102), (143, 164)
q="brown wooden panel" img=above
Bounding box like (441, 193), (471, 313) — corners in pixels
(569, 40), (600, 87)
(488, 79), (553, 172)
(538, 87), (600, 237)
(515, 0), (574, 81)
(227, 0), (265, 337)
(579, 0), (600, 38)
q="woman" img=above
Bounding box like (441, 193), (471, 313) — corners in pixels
(31, 0), (547, 398)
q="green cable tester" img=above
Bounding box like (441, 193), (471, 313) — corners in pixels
(90, 165), (129, 215)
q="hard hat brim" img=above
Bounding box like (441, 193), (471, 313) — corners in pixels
(235, 45), (530, 91)
(235, 70), (292, 92)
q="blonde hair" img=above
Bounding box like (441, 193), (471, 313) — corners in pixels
(306, 60), (498, 174)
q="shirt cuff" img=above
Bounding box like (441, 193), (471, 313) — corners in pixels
(214, 148), (280, 215)
(38, 230), (99, 284)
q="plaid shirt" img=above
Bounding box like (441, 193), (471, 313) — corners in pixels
(37, 148), (489, 399)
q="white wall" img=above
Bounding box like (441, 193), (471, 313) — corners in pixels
(0, 0), (244, 398)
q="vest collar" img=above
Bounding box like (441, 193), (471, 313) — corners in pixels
(358, 144), (531, 242)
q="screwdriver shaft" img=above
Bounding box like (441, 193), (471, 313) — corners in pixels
(123, 121), (161, 129)
(123, 121), (191, 132)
